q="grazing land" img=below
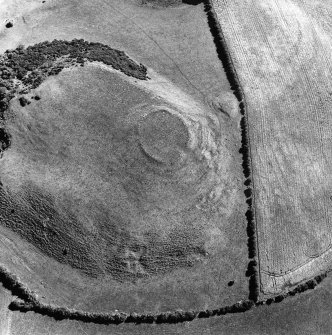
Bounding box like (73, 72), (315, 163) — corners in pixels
(0, 0), (233, 108)
(2, 272), (332, 335)
(0, 0), (249, 319)
(212, 0), (332, 297)
(0, 59), (248, 313)
(0, 0), (331, 333)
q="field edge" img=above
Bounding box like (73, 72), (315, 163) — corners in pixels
(203, 0), (260, 302)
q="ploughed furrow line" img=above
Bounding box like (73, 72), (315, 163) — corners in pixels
(212, 0), (332, 298)
(203, 0), (260, 302)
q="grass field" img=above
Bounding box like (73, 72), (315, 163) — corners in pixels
(212, 0), (332, 297)
(0, 0), (250, 318)
(0, 62), (249, 313)
(2, 273), (332, 335)
(1, 0), (330, 332)
(0, 0), (233, 108)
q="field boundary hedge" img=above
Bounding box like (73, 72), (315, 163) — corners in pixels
(0, 264), (329, 325)
(0, 3), (329, 326)
(2, 263), (255, 325)
(202, 0), (260, 301)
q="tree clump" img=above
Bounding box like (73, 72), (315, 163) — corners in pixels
(18, 96), (30, 107)
(0, 38), (148, 155)
(1, 39), (147, 90)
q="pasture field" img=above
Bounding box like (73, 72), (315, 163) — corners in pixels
(3, 0), (331, 332)
(0, 0), (235, 110)
(2, 273), (332, 335)
(212, 0), (332, 297)
(0, 61), (248, 313)
(0, 0), (250, 318)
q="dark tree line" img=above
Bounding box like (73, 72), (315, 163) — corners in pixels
(197, 300), (254, 318)
(288, 274), (327, 296)
(18, 96), (30, 107)
(9, 297), (255, 325)
(3, 250), (257, 325)
(246, 208), (257, 256)
(261, 273), (328, 306)
(203, 0), (243, 102)
(237, 84), (257, 301)
(203, 0), (259, 302)
(0, 86), (13, 120)
(3, 261), (329, 325)
(246, 260), (259, 301)
(1, 39), (147, 88)
(0, 266), (37, 303)
(1, 256), (253, 325)
(0, 128), (11, 153)
(239, 116), (251, 178)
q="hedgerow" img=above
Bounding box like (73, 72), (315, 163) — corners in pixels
(0, 265), (37, 303)
(203, 1), (242, 101)
(257, 273), (330, 306)
(8, 297), (255, 325)
(5, 267), (329, 325)
(203, 0), (259, 302)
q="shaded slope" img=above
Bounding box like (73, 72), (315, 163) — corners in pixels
(0, 37), (249, 313)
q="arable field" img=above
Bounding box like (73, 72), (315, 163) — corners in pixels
(0, 0), (250, 320)
(212, 0), (332, 297)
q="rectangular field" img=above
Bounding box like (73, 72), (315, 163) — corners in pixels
(213, 0), (332, 296)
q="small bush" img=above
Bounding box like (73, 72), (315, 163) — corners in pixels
(244, 178), (251, 186)
(155, 313), (168, 324)
(306, 279), (317, 290)
(125, 312), (139, 323)
(138, 313), (155, 324)
(198, 310), (210, 318)
(245, 209), (254, 222)
(248, 276), (259, 302)
(248, 236), (257, 258)
(244, 188), (252, 198)
(266, 298), (273, 305)
(274, 295), (285, 303)
(314, 274), (327, 284)
(5, 21), (13, 29)
(246, 198), (253, 207)
(19, 96), (30, 107)
(246, 260), (257, 277)
(231, 300), (254, 313)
